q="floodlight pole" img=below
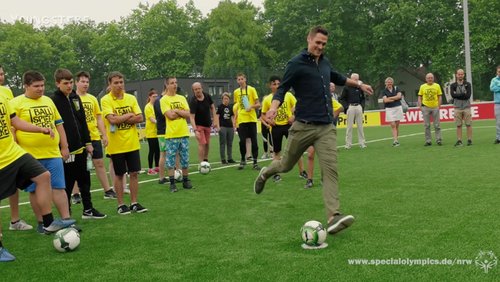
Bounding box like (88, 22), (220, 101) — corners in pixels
(463, 0), (473, 100)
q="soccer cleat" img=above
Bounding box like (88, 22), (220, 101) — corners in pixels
(254, 167), (268, 194)
(36, 222), (44, 234)
(71, 193), (82, 204)
(82, 208), (107, 219)
(130, 203), (148, 213)
(158, 178), (168, 184)
(454, 140), (463, 147)
(467, 140), (472, 146)
(104, 189), (117, 199)
(424, 142), (432, 146)
(43, 218), (77, 233)
(9, 219), (33, 231)
(299, 170), (308, 180)
(183, 180), (193, 189)
(272, 174), (282, 183)
(327, 214), (355, 234)
(392, 141), (400, 147)
(170, 184), (178, 193)
(0, 248), (16, 262)
(304, 179), (313, 189)
(436, 139), (442, 146)
(227, 159), (236, 164)
(117, 204), (131, 215)
(360, 144), (367, 149)
(252, 163), (260, 170)
(237, 161), (246, 170)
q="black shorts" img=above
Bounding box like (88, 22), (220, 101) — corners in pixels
(91, 140), (104, 159)
(271, 124), (291, 153)
(109, 150), (141, 176)
(0, 153), (47, 200)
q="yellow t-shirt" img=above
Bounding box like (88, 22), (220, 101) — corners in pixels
(233, 85), (258, 123)
(418, 83), (442, 108)
(100, 92), (142, 154)
(79, 93), (101, 141)
(0, 95), (27, 169)
(9, 95), (62, 159)
(144, 103), (157, 138)
(0, 86), (14, 101)
(160, 94), (190, 138)
(332, 98), (342, 112)
(262, 92), (297, 126)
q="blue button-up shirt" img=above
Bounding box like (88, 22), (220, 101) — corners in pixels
(273, 49), (347, 124)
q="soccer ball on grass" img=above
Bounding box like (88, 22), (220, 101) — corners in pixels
(53, 227), (80, 252)
(174, 169), (183, 182)
(198, 161), (211, 175)
(300, 220), (327, 247)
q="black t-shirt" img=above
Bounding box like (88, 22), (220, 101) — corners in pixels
(216, 103), (234, 128)
(189, 93), (213, 127)
(381, 87), (402, 108)
(153, 96), (166, 135)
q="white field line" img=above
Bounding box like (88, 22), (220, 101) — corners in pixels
(1, 125), (494, 209)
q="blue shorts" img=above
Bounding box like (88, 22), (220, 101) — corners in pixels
(166, 137), (189, 169)
(25, 158), (66, 192)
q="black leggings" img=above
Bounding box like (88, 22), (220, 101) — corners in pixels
(147, 138), (160, 168)
(238, 122), (258, 162)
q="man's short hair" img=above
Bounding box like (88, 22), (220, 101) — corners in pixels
(23, 71), (45, 86)
(221, 92), (231, 99)
(54, 68), (73, 83)
(308, 26), (329, 37)
(75, 71), (90, 82)
(107, 71), (124, 83)
(236, 73), (246, 79)
(269, 75), (281, 82)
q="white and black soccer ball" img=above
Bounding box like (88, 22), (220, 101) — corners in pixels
(198, 161), (211, 175)
(174, 169), (183, 182)
(300, 220), (327, 246)
(53, 227), (80, 252)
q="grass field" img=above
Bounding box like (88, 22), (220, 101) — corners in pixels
(1, 120), (499, 281)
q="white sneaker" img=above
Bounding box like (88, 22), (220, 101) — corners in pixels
(9, 219), (33, 231)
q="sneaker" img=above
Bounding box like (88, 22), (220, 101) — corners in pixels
(246, 156), (252, 161)
(304, 179), (313, 189)
(327, 214), (355, 234)
(154, 167), (160, 172)
(71, 193), (82, 204)
(170, 184), (178, 193)
(254, 167), (268, 194)
(130, 203), (148, 213)
(424, 142), (432, 146)
(437, 139), (442, 146)
(117, 204), (131, 215)
(360, 144), (367, 149)
(272, 174), (282, 182)
(0, 247), (16, 262)
(183, 180), (193, 189)
(104, 189), (117, 199)
(261, 153), (270, 159)
(9, 219), (33, 231)
(299, 170), (308, 180)
(253, 163), (260, 170)
(237, 161), (246, 170)
(36, 222), (44, 234)
(124, 186), (130, 194)
(454, 140), (463, 147)
(392, 141), (400, 147)
(227, 159), (236, 164)
(494, 139), (500, 144)
(467, 140), (472, 146)
(82, 208), (107, 219)
(147, 168), (157, 175)
(221, 159), (227, 164)
(43, 218), (77, 233)
(158, 178), (168, 184)
(344, 145), (351, 150)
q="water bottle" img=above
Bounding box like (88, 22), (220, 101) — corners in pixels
(86, 154), (93, 171)
(110, 123), (116, 133)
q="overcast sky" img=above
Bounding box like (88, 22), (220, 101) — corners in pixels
(1, 0), (264, 26)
